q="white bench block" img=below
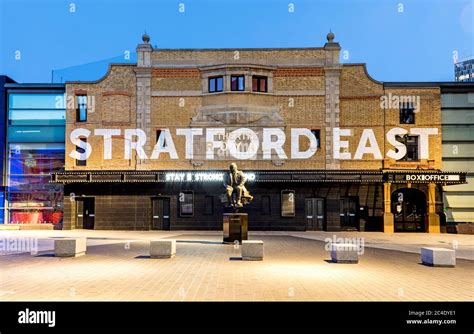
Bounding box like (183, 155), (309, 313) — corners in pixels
(54, 238), (87, 257)
(242, 240), (264, 261)
(421, 247), (456, 267)
(150, 240), (176, 259)
(330, 243), (359, 263)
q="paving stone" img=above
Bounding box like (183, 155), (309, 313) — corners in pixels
(0, 233), (472, 301)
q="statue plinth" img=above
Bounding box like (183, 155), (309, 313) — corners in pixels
(223, 213), (248, 244)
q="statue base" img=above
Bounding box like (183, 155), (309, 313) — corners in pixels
(223, 213), (248, 244)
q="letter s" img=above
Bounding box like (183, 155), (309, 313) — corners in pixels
(69, 128), (92, 161)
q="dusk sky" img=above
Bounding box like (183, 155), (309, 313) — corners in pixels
(0, 0), (472, 83)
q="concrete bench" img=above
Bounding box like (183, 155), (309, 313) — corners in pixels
(54, 238), (87, 257)
(421, 247), (456, 267)
(150, 239), (176, 259)
(241, 240), (263, 261)
(330, 243), (359, 263)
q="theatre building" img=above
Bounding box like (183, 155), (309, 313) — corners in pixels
(52, 32), (466, 233)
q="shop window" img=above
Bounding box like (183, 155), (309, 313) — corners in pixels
(281, 190), (295, 217)
(204, 195), (214, 215)
(252, 76), (267, 92)
(7, 143), (64, 225)
(76, 137), (87, 166)
(179, 191), (194, 217)
(76, 95), (88, 122)
(311, 129), (321, 148)
(397, 135), (419, 161)
(230, 75), (245, 91)
(261, 195), (271, 215)
(399, 102), (415, 124)
(208, 76), (223, 93)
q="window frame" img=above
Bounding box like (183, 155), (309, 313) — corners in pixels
(252, 75), (268, 93)
(399, 102), (415, 124)
(76, 95), (88, 122)
(397, 134), (419, 161)
(179, 190), (194, 217)
(208, 76), (224, 93)
(230, 75), (245, 91)
(281, 190), (296, 217)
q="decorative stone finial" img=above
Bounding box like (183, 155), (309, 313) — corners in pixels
(142, 32), (150, 44)
(327, 30), (335, 43)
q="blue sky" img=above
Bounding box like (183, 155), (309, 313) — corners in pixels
(0, 0), (472, 83)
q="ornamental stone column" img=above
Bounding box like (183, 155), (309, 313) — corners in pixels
(427, 183), (440, 233)
(135, 33), (152, 167)
(323, 31), (342, 170)
(383, 182), (394, 233)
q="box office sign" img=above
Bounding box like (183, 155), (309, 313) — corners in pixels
(386, 173), (465, 183)
(404, 174), (461, 182)
(69, 127), (439, 161)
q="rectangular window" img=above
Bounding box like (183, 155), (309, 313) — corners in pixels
(281, 190), (295, 217)
(204, 195), (214, 215)
(397, 135), (419, 161)
(179, 191), (194, 217)
(399, 102), (415, 124)
(208, 76), (223, 93)
(311, 129), (321, 148)
(76, 95), (88, 122)
(8, 93), (66, 126)
(230, 75), (245, 91)
(261, 195), (271, 215)
(75, 137), (87, 166)
(252, 76), (268, 92)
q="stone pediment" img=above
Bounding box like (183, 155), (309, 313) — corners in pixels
(190, 105), (284, 127)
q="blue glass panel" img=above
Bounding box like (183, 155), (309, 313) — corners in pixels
(78, 106), (87, 121)
(10, 109), (65, 120)
(216, 77), (223, 91)
(8, 126), (65, 143)
(209, 78), (216, 92)
(238, 76), (245, 90)
(9, 93), (66, 109)
(9, 109), (66, 124)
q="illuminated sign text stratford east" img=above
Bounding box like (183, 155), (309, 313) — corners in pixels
(69, 127), (439, 161)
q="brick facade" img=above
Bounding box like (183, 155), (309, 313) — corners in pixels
(58, 33), (454, 233)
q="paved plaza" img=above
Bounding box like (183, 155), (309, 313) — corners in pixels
(0, 230), (472, 301)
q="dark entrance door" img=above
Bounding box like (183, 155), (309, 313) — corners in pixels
(340, 196), (359, 230)
(76, 197), (95, 229)
(392, 188), (426, 232)
(305, 198), (325, 230)
(151, 197), (171, 230)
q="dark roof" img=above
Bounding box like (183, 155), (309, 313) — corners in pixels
(4, 83), (65, 89)
(383, 81), (474, 91)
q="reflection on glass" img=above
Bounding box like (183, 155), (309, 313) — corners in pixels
(180, 191), (194, 216)
(7, 144), (64, 224)
(281, 190), (295, 217)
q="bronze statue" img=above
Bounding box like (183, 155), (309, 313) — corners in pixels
(223, 163), (253, 209)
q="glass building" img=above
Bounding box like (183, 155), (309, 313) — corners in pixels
(454, 58), (474, 82)
(0, 76), (16, 223)
(3, 84), (65, 226)
(441, 83), (474, 230)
